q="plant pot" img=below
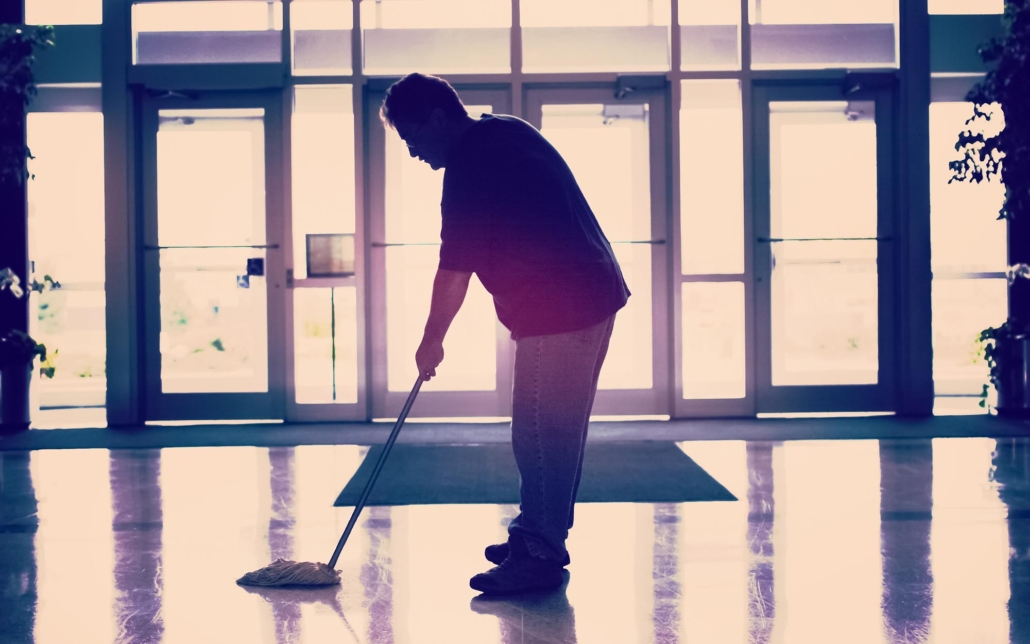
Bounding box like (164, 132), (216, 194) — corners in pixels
(994, 328), (1030, 419)
(0, 363), (33, 432)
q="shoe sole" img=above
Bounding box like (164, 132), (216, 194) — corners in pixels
(485, 549), (570, 567)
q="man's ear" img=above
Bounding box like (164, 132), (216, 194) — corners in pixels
(429, 107), (447, 128)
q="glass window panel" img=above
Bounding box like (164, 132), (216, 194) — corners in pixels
(26, 0), (102, 24)
(360, 0), (509, 74)
(932, 278), (1007, 395)
(521, 0), (670, 72)
(156, 110), (269, 394)
(681, 80), (744, 275)
(770, 101), (878, 240)
(27, 112), (107, 412)
(679, 0), (740, 70)
(771, 240), (879, 386)
(292, 86), (355, 280)
(385, 247), (497, 392)
(541, 104), (653, 390)
(930, 102), (1007, 274)
(132, 1), (283, 65)
(291, 0), (353, 75)
(929, 0), (1003, 13)
(682, 282), (746, 399)
(294, 287), (358, 404)
(749, 0), (898, 69)
(752, 0), (895, 25)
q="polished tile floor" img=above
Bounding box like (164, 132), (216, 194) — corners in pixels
(1, 435), (1029, 643)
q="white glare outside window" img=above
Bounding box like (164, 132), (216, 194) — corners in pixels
(132, 1), (284, 65)
(360, 0), (510, 75)
(929, 0), (1004, 13)
(521, 0), (671, 72)
(27, 112), (107, 417)
(26, 0), (102, 24)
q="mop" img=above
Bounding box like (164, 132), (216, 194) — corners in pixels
(237, 377), (423, 587)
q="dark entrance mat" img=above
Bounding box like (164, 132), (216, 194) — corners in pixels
(334, 441), (736, 506)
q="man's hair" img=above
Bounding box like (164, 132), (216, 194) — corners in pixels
(379, 73), (468, 130)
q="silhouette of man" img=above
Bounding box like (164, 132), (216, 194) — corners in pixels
(380, 73), (629, 595)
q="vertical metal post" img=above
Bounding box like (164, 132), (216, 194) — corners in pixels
(896, 0), (934, 415)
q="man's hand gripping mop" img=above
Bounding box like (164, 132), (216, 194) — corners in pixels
(237, 377), (423, 587)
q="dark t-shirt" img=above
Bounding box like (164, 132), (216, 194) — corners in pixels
(439, 114), (630, 340)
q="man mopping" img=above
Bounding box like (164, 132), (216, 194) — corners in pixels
(380, 73), (630, 595)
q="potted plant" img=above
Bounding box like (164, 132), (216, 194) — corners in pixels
(1, 269), (51, 430)
(952, 0), (1030, 417)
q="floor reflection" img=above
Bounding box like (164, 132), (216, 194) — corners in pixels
(993, 438), (1030, 644)
(879, 440), (933, 644)
(2, 436), (1030, 643)
(0, 450), (38, 639)
(747, 442), (776, 643)
(110, 450), (164, 643)
(470, 579), (578, 644)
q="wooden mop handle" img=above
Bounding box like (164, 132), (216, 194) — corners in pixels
(327, 376), (423, 569)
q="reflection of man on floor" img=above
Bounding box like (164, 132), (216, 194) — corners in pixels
(380, 73), (630, 594)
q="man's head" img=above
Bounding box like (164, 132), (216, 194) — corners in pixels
(380, 73), (471, 170)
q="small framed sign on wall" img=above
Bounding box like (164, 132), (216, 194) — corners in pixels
(306, 233), (355, 277)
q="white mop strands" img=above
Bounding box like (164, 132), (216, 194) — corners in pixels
(237, 559), (341, 587)
(235, 377), (424, 590)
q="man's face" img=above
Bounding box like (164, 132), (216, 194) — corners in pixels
(396, 110), (447, 171)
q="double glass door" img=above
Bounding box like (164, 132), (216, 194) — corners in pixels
(136, 82), (897, 422)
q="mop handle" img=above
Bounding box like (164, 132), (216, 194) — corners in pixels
(328, 376), (423, 569)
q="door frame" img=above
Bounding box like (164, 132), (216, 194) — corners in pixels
(751, 80), (897, 413)
(140, 90), (287, 421)
(523, 84), (673, 417)
(365, 84), (515, 419)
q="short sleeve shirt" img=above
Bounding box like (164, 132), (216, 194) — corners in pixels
(439, 114), (630, 340)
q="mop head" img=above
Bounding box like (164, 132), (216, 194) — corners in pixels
(237, 558), (341, 587)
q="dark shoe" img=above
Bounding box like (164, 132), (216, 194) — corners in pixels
(485, 542), (571, 567)
(470, 554), (564, 595)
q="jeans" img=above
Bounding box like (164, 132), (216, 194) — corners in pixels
(506, 314), (616, 562)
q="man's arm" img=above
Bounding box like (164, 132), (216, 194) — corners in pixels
(416, 268), (472, 380)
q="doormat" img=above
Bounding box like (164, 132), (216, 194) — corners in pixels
(334, 441), (736, 506)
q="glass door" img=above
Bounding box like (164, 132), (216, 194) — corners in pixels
(141, 92), (285, 421)
(752, 82), (896, 413)
(367, 88), (513, 418)
(524, 86), (671, 416)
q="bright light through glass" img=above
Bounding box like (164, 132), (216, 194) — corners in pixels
(929, 0), (1003, 13)
(541, 104), (653, 390)
(521, 0), (671, 27)
(26, 0), (102, 24)
(751, 0), (895, 24)
(292, 86), (355, 279)
(683, 282), (746, 399)
(134, 1), (283, 32)
(156, 110), (269, 394)
(769, 102), (879, 386)
(681, 80), (744, 275)
(360, 0), (509, 30)
(27, 112), (107, 409)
